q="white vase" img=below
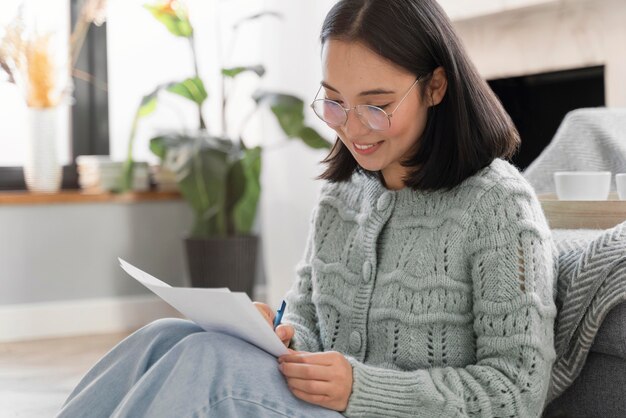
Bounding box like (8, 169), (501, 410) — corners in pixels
(24, 107), (63, 193)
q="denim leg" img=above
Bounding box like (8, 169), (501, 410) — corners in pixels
(110, 331), (344, 418)
(56, 318), (204, 418)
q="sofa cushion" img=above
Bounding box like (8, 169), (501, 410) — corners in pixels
(590, 300), (626, 359)
(544, 351), (626, 418)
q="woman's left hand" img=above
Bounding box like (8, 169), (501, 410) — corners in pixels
(278, 350), (353, 411)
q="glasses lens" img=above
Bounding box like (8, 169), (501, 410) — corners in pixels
(312, 100), (346, 127)
(357, 105), (390, 131)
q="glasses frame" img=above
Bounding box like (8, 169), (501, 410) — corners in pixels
(310, 77), (421, 131)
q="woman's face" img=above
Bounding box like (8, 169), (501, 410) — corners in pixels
(320, 39), (429, 190)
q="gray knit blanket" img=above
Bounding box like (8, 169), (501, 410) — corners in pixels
(546, 221), (626, 404)
(523, 107), (626, 194)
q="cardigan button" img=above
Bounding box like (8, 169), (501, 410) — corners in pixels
(376, 192), (392, 212)
(349, 330), (362, 352)
(362, 261), (373, 283)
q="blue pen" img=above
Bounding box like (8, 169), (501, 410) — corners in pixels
(273, 300), (287, 330)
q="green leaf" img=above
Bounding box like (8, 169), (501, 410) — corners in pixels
(149, 132), (239, 237)
(149, 135), (171, 159)
(297, 126), (332, 149)
(221, 65), (266, 78)
(225, 157), (246, 235)
(138, 94), (158, 117)
(253, 91), (305, 137)
(144, 3), (193, 37)
(232, 146), (261, 234)
(187, 145), (231, 237)
(136, 82), (174, 120)
(165, 77), (208, 106)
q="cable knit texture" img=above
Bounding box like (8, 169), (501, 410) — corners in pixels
(283, 158), (557, 418)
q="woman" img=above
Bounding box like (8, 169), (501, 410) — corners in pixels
(57, 0), (557, 417)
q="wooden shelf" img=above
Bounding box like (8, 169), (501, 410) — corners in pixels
(0, 190), (182, 205)
(538, 192), (626, 229)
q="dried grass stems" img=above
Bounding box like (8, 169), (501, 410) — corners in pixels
(70, 0), (107, 68)
(0, 0), (108, 108)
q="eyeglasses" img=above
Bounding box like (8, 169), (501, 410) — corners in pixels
(310, 77), (421, 131)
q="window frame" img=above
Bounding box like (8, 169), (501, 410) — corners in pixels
(0, 0), (109, 191)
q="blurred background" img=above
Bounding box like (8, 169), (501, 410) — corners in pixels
(0, 0), (624, 415)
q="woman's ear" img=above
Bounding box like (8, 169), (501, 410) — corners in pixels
(427, 66), (447, 107)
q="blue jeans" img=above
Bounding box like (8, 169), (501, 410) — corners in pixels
(56, 318), (344, 418)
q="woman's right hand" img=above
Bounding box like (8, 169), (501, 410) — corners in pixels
(253, 302), (294, 347)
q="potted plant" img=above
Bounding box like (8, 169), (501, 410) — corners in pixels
(125, 0), (330, 296)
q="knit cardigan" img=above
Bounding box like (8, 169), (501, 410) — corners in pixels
(283, 158), (558, 418)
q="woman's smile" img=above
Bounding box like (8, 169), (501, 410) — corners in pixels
(352, 140), (384, 155)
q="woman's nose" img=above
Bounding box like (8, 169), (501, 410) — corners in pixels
(343, 108), (371, 138)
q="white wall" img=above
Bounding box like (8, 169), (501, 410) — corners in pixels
(0, 200), (193, 340)
(259, 0), (338, 307)
(0, 201), (193, 304)
(438, 0), (559, 20)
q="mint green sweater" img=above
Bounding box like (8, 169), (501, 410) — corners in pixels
(283, 158), (557, 418)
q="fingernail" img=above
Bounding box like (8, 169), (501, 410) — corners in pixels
(277, 328), (285, 339)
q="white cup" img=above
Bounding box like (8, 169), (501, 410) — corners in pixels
(615, 173), (626, 200)
(553, 171), (611, 200)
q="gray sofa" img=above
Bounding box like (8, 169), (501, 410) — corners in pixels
(538, 226), (626, 418)
(543, 301), (626, 418)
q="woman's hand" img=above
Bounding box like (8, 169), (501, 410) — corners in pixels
(253, 301), (294, 347)
(278, 350), (353, 412)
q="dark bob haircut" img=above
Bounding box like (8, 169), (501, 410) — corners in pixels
(317, 0), (520, 191)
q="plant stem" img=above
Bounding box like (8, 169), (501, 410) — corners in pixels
(214, 1), (228, 138)
(192, 135), (222, 236)
(188, 36), (206, 130)
(122, 110), (140, 192)
(0, 61), (15, 84)
(69, 6), (91, 69)
(221, 76), (227, 138)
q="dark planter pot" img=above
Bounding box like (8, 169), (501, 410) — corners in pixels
(184, 235), (258, 297)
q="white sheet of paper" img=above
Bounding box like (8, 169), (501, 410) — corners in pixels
(118, 258), (288, 357)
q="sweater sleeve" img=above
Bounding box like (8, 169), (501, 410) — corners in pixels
(344, 182), (558, 418)
(282, 206), (323, 353)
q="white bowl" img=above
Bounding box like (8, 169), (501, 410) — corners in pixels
(615, 173), (626, 200)
(553, 171), (611, 200)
